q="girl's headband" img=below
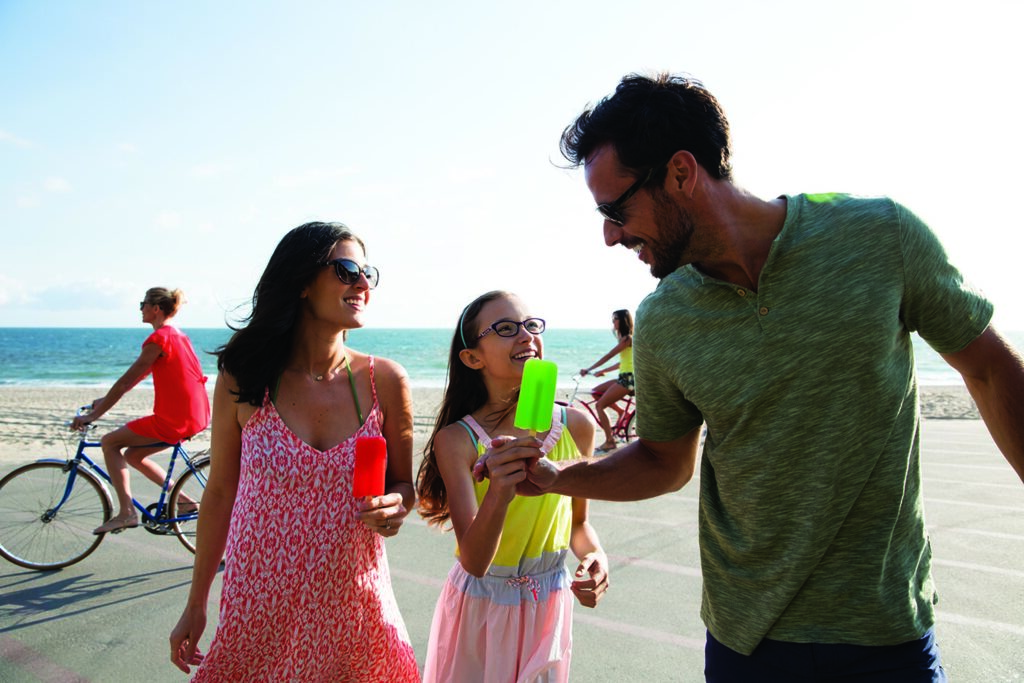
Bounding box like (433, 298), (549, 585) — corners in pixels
(458, 304), (471, 349)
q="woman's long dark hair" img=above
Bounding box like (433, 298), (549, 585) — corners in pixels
(416, 290), (512, 528)
(216, 221), (365, 406)
(613, 309), (633, 339)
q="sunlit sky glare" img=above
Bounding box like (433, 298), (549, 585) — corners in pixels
(2, 1), (1022, 331)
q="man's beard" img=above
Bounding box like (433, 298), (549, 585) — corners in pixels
(647, 188), (695, 279)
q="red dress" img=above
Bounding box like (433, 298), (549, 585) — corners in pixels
(192, 357), (420, 682)
(126, 325), (210, 443)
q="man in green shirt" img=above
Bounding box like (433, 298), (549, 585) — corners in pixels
(480, 73), (1024, 681)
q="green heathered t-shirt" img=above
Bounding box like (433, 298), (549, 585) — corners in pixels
(633, 193), (993, 655)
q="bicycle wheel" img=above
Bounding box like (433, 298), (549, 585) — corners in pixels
(0, 462), (112, 570)
(624, 408), (638, 442)
(169, 454), (210, 554)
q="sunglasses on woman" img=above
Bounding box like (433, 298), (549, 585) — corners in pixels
(477, 318), (546, 339)
(327, 258), (380, 289)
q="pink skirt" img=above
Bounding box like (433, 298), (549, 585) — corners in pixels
(422, 555), (574, 683)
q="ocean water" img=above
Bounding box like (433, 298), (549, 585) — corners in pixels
(0, 327), (621, 389)
(0, 326), (1008, 389)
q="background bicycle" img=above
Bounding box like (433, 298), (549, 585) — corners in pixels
(560, 374), (637, 448)
(0, 407), (210, 571)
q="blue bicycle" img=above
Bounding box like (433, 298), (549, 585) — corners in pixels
(0, 407), (210, 570)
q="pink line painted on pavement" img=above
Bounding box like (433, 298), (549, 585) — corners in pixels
(0, 635), (89, 682)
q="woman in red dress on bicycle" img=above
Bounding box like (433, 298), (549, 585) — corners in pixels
(580, 308), (634, 452)
(71, 287), (210, 534)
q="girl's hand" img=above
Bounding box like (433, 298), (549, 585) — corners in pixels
(472, 435), (542, 481)
(570, 552), (610, 608)
(472, 435), (540, 503)
(169, 606), (207, 674)
(357, 493), (408, 537)
(579, 367), (590, 377)
(473, 436), (561, 497)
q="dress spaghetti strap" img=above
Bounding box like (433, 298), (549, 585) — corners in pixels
(461, 408), (563, 456)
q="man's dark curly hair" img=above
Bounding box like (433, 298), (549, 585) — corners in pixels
(559, 72), (733, 185)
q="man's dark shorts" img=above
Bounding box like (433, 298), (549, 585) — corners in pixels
(705, 628), (946, 682)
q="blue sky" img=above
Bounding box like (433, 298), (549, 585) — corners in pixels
(2, 1), (1022, 331)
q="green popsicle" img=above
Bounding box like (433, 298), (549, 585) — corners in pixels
(514, 358), (558, 436)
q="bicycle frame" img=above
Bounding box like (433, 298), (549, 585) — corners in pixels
(50, 430), (202, 526)
(562, 375), (637, 443)
(0, 410), (211, 570)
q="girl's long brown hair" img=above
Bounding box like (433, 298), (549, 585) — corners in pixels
(416, 291), (513, 528)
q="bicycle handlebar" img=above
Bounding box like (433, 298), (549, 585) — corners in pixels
(565, 375), (585, 405)
(66, 405), (98, 434)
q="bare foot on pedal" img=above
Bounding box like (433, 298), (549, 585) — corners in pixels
(93, 513), (140, 535)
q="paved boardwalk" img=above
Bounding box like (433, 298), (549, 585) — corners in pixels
(1, 419), (1022, 681)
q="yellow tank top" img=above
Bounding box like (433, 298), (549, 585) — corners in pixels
(458, 408), (576, 571)
(619, 345), (634, 373)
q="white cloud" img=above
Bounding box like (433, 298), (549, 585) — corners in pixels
(155, 211), (182, 228)
(44, 177), (71, 192)
(0, 275), (32, 307)
(0, 129), (32, 148)
(30, 279), (139, 313)
(191, 162), (233, 179)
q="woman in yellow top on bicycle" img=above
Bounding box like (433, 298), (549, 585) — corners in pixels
(580, 309), (633, 452)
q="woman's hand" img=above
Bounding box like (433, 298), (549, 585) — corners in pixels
(570, 551), (610, 608)
(70, 399), (102, 431)
(169, 605), (207, 674)
(357, 493), (408, 537)
(69, 414), (93, 431)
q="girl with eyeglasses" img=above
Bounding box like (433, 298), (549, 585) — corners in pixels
(169, 222), (419, 681)
(71, 287), (210, 534)
(417, 290), (609, 683)
(580, 308), (634, 452)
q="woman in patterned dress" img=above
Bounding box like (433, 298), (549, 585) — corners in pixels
(169, 222), (419, 682)
(416, 290), (610, 682)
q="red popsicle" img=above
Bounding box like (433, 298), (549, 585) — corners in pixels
(353, 435), (387, 497)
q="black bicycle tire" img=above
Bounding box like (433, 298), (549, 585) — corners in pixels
(625, 408), (638, 442)
(169, 454), (210, 554)
(0, 461), (112, 570)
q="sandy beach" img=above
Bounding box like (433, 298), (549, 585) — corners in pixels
(0, 383), (979, 469)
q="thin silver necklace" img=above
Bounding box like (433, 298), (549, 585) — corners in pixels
(313, 354), (348, 382)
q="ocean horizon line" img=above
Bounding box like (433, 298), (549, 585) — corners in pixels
(0, 326), (1000, 390)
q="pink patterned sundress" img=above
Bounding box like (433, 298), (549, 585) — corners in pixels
(192, 357), (419, 682)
